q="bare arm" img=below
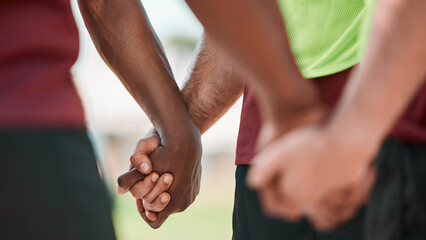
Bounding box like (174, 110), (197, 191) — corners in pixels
(328, 0), (426, 152)
(182, 34), (244, 134)
(248, 0), (426, 231)
(77, 0), (202, 229)
(77, 0), (198, 141)
(119, 33), (245, 227)
(184, 0), (323, 129)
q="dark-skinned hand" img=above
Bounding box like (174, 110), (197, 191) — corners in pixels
(117, 128), (202, 229)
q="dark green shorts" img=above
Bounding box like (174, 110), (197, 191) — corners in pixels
(0, 130), (116, 240)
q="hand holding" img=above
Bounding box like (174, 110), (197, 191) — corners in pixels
(117, 126), (202, 228)
(116, 130), (174, 223)
(248, 124), (377, 231)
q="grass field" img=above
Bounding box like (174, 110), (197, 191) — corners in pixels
(112, 194), (233, 240)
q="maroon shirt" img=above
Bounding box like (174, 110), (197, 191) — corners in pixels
(236, 68), (426, 165)
(0, 0), (85, 130)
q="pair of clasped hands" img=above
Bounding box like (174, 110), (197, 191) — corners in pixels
(247, 104), (378, 231)
(116, 105), (377, 231)
(116, 128), (202, 229)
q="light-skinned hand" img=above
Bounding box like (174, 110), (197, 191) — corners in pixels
(248, 124), (377, 231)
(116, 130), (174, 223)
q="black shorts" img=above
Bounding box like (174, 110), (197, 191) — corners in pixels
(0, 130), (116, 240)
(232, 167), (365, 240)
(233, 138), (426, 240)
(366, 138), (426, 240)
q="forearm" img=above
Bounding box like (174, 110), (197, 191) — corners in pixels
(182, 35), (244, 134)
(78, 0), (197, 139)
(184, 0), (321, 123)
(328, 0), (426, 152)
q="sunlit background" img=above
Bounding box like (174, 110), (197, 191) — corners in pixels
(70, 0), (242, 239)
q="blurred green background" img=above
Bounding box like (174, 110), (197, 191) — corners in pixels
(113, 195), (233, 240)
(110, 153), (237, 240)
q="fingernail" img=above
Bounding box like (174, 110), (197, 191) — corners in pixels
(164, 175), (172, 184)
(151, 174), (159, 183)
(145, 211), (150, 217)
(161, 195), (169, 203)
(141, 162), (150, 173)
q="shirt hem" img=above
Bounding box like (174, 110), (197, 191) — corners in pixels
(301, 58), (361, 79)
(235, 152), (256, 166)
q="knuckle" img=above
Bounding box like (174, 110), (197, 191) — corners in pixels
(136, 138), (146, 147)
(145, 180), (156, 192)
(158, 182), (169, 191)
(130, 190), (140, 199)
(129, 184), (141, 197)
(144, 200), (163, 212)
(130, 154), (142, 165)
(137, 137), (156, 154)
(135, 140), (147, 153)
(143, 194), (155, 203)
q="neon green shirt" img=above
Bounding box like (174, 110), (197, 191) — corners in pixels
(277, 0), (376, 78)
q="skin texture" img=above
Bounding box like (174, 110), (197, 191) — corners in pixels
(115, 0), (325, 227)
(80, 0), (425, 231)
(181, 34), (245, 134)
(248, 0), (426, 231)
(125, 131), (173, 222)
(184, 0), (326, 143)
(123, 34), (245, 222)
(77, 0), (202, 228)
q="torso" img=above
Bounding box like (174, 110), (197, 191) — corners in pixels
(0, 0), (86, 130)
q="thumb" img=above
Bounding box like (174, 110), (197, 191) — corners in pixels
(132, 132), (161, 156)
(129, 132), (161, 175)
(117, 168), (146, 195)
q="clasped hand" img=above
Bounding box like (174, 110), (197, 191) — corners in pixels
(248, 108), (378, 231)
(116, 128), (202, 229)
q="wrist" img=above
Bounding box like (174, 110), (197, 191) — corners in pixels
(181, 91), (206, 134)
(324, 95), (387, 164)
(324, 117), (382, 165)
(268, 101), (327, 134)
(156, 114), (202, 150)
(263, 80), (322, 126)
